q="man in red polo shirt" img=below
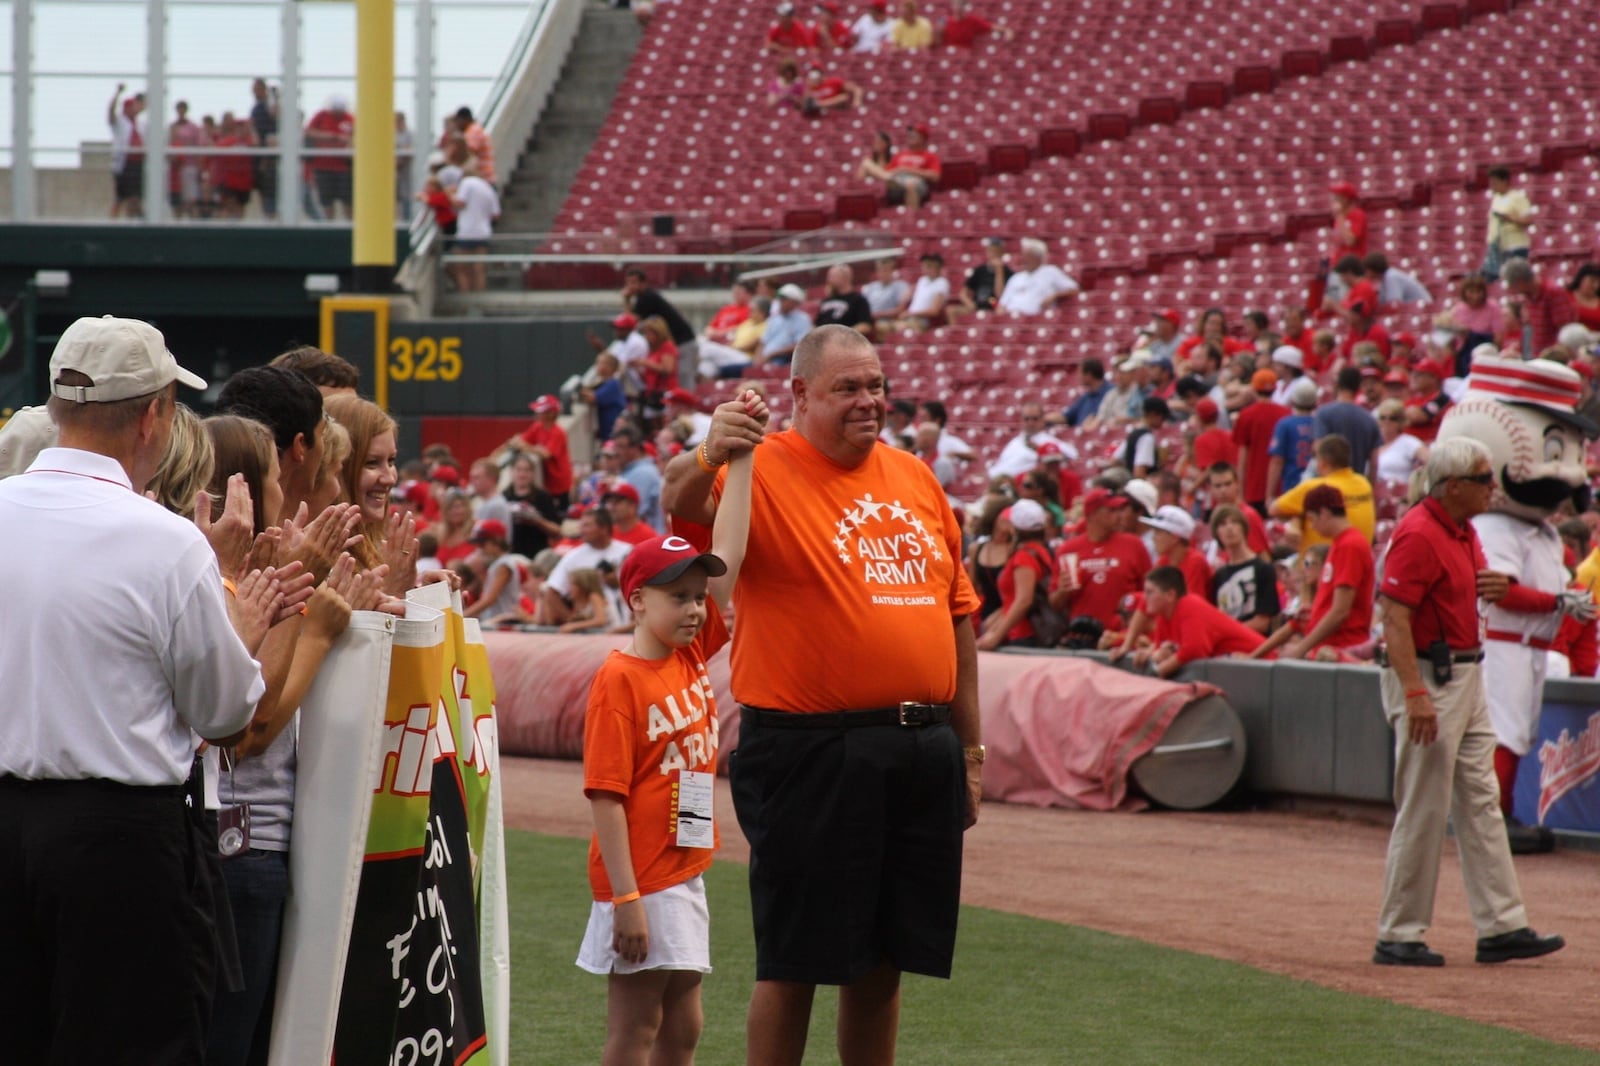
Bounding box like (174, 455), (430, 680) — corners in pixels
(1280, 485), (1373, 658)
(1049, 487), (1150, 631)
(1372, 437), (1564, 968)
(1501, 259), (1578, 357)
(941, 0), (1010, 45)
(1143, 565), (1265, 677)
(512, 393), (573, 508)
(1231, 369), (1290, 515)
(1191, 398), (1237, 471)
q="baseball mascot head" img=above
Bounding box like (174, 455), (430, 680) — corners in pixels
(1434, 353), (1596, 520)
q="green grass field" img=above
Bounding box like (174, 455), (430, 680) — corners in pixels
(504, 831), (1597, 1065)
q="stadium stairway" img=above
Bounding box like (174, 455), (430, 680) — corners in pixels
(496, 7), (645, 238)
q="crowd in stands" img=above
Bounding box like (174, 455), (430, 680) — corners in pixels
(105, 79), (494, 230)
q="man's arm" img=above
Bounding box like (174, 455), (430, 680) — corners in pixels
(952, 613), (982, 828)
(1380, 595), (1438, 745)
(659, 399), (767, 526)
(107, 84), (123, 126)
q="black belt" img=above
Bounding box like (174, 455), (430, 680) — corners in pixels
(1375, 646), (1485, 666)
(0, 775), (187, 798)
(743, 703), (951, 729)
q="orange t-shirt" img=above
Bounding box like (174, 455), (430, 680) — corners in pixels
(715, 430), (981, 712)
(584, 604), (728, 901)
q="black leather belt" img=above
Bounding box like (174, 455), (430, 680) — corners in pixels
(1374, 646), (1485, 666)
(743, 702), (952, 729)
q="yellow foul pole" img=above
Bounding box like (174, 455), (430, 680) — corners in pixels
(353, 0), (396, 292)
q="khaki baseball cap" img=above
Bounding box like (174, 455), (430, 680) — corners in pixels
(49, 315), (206, 403)
(0, 405), (58, 478)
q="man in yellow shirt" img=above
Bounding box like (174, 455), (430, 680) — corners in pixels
(1270, 434), (1376, 547)
(890, 0), (933, 49)
(1575, 544), (1600, 600)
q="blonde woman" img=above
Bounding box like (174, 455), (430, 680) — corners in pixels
(146, 403), (213, 519)
(558, 568), (611, 633)
(324, 393), (418, 594)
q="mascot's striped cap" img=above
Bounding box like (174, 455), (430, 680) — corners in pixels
(1462, 354), (1597, 435)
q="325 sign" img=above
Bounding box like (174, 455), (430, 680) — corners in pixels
(388, 336), (462, 382)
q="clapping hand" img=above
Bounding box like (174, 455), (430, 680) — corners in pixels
(381, 510), (419, 596)
(277, 502), (363, 584)
(195, 474), (255, 580)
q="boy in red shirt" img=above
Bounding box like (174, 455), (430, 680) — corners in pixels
(1140, 504), (1213, 602)
(1275, 485), (1374, 659)
(577, 391), (766, 1063)
(1143, 565), (1267, 677)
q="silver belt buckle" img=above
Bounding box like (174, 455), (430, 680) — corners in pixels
(898, 701), (925, 726)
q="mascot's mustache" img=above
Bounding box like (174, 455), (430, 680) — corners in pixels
(1502, 467), (1586, 511)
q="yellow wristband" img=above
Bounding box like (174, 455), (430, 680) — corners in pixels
(612, 890), (641, 905)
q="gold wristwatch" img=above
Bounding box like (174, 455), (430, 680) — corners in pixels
(963, 745), (987, 764)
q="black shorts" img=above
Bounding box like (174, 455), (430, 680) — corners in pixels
(113, 165), (142, 201)
(730, 708), (965, 984)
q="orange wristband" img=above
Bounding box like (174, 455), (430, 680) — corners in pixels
(612, 890), (641, 905)
(1404, 688), (1427, 699)
(221, 578), (238, 597)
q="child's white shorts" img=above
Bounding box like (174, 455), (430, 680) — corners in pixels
(575, 875), (711, 975)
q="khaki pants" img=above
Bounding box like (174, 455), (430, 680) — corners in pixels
(1376, 663), (1527, 942)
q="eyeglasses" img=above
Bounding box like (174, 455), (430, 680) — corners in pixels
(1377, 415), (1402, 422)
(1453, 472), (1495, 485)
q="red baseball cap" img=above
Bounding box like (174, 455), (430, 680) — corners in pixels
(1359, 365), (1381, 379)
(1329, 181), (1359, 200)
(820, 0), (841, 12)
(1194, 397), (1219, 423)
(664, 387), (699, 408)
(599, 439), (621, 456)
(392, 479), (430, 506)
(566, 503), (586, 519)
(602, 480), (641, 505)
(1153, 309), (1181, 328)
(1393, 331), (1418, 348)
(909, 123), (930, 139)
(430, 465), (461, 485)
(870, 0), (887, 9)
(620, 534), (728, 600)
(469, 518), (508, 544)
(1302, 484), (1346, 514)
(612, 312), (639, 329)
(529, 394), (561, 414)
(1035, 441), (1064, 462)
(1410, 359), (1447, 378)
(1383, 368), (1409, 385)
(1083, 487), (1130, 515)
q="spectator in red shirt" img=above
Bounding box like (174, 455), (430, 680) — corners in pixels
(1403, 359), (1450, 444)
(1191, 398), (1238, 471)
(802, 66), (864, 114)
(1049, 487), (1151, 632)
(858, 123), (941, 209)
(1328, 181), (1369, 267)
(940, 0), (1011, 45)
(1176, 308), (1253, 369)
(1501, 259), (1579, 357)
(1339, 288), (1392, 369)
(601, 481), (659, 545)
(976, 499), (1054, 650)
(636, 317), (680, 404)
(1282, 305), (1315, 363)
(1035, 441), (1082, 510)
(1232, 369), (1291, 514)
(305, 95), (354, 219)
(508, 393), (574, 508)
(702, 281), (753, 347)
(816, 0), (855, 47)
(765, 3), (816, 54)
(210, 113), (256, 219)
(1143, 565), (1267, 677)
(1275, 485), (1374, 658)
(1140, 505), (1213, 603)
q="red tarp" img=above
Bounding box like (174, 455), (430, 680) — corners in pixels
(484, 634), (1217, 811)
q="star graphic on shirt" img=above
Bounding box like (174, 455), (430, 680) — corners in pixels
(854, 494), (887, 523)
(888, 501), (911, 522)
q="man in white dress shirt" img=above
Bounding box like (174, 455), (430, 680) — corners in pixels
(0, 316), (267, 1062)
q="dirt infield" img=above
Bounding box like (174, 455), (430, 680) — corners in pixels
(501, 757), (1600, 1050)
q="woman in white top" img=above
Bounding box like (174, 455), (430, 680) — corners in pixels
(1371, 398), (1428, 484)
